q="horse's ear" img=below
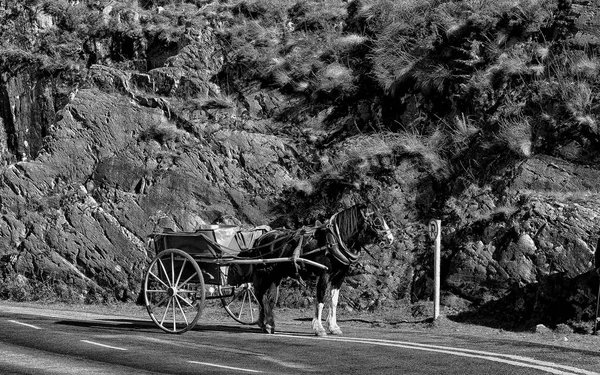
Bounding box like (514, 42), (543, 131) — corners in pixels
(357, 203), (372, 219)
(355, 203), (367, 215)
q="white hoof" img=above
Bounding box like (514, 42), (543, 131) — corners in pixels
(264, 324), (275, 334)
(314, 329), (328, 337)
(328, 327), (343, 335)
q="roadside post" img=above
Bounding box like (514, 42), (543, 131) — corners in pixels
(429, 219), (441, 320)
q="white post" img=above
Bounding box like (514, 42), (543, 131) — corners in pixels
(428, 219), (441, 320)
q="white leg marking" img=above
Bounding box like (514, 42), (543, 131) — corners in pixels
(312, 302), (327, 336)
(326, 289), (342, 335)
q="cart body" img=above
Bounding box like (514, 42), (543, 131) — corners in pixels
(143, 225), (269, 333)
(152, 225), (265, 286)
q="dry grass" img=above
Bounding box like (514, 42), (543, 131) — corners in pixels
(231, 0), (296, 26)
(316, 63), (356, 95)
(496, 118), (532, 157)
(331, 34), (368, 51)
(565, 81), (593, 117)
(291, 0), (347, 32)
(451, 114), (479, 151)
(570, 54), (600, 79)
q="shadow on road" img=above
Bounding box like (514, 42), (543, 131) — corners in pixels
(53, 318), (313, 336)
(55, 318), (162, 333)
(293, 317), (429, 325)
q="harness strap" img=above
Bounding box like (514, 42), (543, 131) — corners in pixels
(292, 234), (303, 266)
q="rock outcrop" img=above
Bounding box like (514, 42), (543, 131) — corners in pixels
(0, 82), (306, 301)
(438, 156), (600, 328)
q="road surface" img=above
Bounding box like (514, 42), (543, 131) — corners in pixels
(0, 303), (598, 374)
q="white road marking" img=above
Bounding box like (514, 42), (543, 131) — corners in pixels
(8, 320), (41, 330)
(341, 337), (598, 375)
(80, 340), (128, 351)
(188, 360), (262, 373)
(278, 334), (598, 375)
(0, 342), (152, 374)
(133, 335), (309, 371)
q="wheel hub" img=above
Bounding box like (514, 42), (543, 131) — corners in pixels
(167, 286), (177, 297)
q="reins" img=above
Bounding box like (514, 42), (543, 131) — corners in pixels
(232, 227), (319, 260)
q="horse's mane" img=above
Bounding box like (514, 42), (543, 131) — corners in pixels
(332, 204), (363, 243)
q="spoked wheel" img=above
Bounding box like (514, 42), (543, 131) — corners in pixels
(219, 283), (259, 325)
(144, 248), (205, 333)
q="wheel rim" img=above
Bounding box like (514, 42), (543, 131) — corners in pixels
(144, 249), (205, 333)
(220, 283), (259, 325)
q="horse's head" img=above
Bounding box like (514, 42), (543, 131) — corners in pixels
(361, 206), (394, 247)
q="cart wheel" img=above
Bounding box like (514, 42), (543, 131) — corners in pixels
(144, 248), (205, 333)
(219, 283), (259, 325)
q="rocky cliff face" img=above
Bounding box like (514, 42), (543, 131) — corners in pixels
(0, 22), (309, 300)
(0, 0), (599, 331)
(0, 74), (306, 301)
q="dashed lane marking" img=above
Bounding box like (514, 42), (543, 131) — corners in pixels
(0, 342), (153, 374)
(80, 340), (128, 351)
(188, 360), (262, 373)
(8, 320), (41, 330)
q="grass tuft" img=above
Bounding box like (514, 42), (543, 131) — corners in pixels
(497, 118), (532, 157)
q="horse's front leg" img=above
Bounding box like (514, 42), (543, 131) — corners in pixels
(312, 275), (327, 336)
(253, 274), (267, 332)
(263, 282), (278, 334)
(326, 288), (342, 335)
(312, 301), (327, 336)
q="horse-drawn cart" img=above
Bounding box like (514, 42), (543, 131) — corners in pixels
(143, 225), (327, 334)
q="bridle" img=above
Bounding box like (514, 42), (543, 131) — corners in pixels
(361, 208), (392, 244)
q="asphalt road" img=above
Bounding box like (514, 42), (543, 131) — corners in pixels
(0, 304), (598, 374)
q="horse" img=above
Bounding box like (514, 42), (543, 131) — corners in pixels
(249, 204), (394, 336)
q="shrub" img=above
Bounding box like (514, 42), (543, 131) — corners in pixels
(218, 20), (280, 83)
(139, 122), (190, 144)
(0, 273), (84, 303)
(316, 131), (449, 188)
(231, 0), (296, 27)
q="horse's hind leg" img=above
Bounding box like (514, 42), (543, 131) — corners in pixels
(312, 274), (328, 337)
